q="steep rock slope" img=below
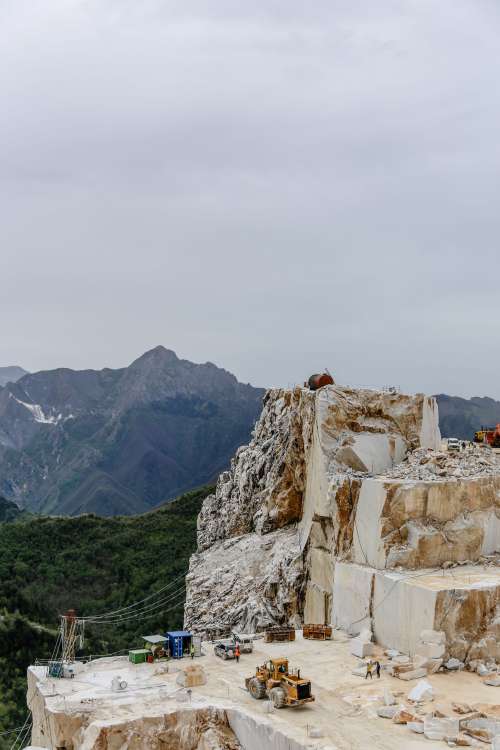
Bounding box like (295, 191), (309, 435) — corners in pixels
(0, 347), (263, 516)
(188, 384), (500, 666)
(185, 385), (440, 633)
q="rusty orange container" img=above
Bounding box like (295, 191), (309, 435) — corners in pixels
(308, 373), (334, 391)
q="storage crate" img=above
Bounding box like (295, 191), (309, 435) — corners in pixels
(303, 624), (332, 640)
(264, 626), (295, 643)
(128, 649), (150, 664)
(164, 631), (193, 659)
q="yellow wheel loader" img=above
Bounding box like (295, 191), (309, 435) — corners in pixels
(245, 657), (314, 709)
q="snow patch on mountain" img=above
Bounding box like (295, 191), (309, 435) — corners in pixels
(11, 395), (61, 425)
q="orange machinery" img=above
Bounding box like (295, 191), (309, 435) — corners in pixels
(474, 425), (500, 448)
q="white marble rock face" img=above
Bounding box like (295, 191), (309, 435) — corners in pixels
(185, 382), (500, 664)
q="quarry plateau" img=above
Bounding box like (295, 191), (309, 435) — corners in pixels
(25, 383), (500, 749)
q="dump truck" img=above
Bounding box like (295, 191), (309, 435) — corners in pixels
(245, 657), (314, 708)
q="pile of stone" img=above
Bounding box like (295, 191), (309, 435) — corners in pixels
(381, 630), (447, 681)
(375, 633), (500, 745)
(378, 689), (500, 746)
(351, 629), (452, 682)
(414, 630), (446, 674)
(385, 445), (500, 481)
(468, 661), (500, 686)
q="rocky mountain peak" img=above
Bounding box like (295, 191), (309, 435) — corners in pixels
(114, 347), (241, 412)
(129, 345), (179, 368)
(0, 349), (264, 516)
(0, 366), (28, 388)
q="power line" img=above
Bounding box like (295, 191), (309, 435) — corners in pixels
(0, 726), (27, 737)
(17, 722), (32, 750)
(87, 590), (186, 625)
(9, 712), (31, 750)
(82, 570), (187, 621)
(83, 586), (186, 624)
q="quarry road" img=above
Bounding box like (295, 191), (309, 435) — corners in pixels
(29, 631), (499, 749)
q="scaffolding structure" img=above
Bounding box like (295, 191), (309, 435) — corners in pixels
(58, 609), (85, 666)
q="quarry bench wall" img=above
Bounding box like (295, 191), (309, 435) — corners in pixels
(185, 383), (500, 664)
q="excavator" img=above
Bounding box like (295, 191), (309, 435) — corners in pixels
(245, 657), (315, 709)
(474, 425), (500, 448)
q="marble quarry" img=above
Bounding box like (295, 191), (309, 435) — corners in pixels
(186, 383), (500, 665)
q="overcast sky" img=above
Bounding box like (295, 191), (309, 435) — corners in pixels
(1, 1), (499, 397)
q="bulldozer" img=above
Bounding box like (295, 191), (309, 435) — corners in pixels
(245, 657), (314, 709)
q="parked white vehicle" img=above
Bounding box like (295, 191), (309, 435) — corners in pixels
(447, 438), (460, 452)
(231, 632), (254, 653)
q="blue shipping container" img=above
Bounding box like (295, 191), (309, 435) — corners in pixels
(165, 630), (192, 659)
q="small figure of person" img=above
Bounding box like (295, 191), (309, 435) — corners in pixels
(234, 643), (240, 663)
(375, 660), (381, 679)
(190, 643), (195, 660)
(365, 660), (373, 680)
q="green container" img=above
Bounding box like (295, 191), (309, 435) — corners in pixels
(128, 649), (149, 664)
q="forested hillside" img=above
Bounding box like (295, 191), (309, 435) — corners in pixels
(0, 485), (212, 746)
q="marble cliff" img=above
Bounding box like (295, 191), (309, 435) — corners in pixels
(185, 384), (500, 664)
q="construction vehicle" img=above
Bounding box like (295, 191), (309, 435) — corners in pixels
(245, 657), (314, 708)
(231, 632), (254, 653)
(214, 639), (235, 660)
(474, 425), (500, 448)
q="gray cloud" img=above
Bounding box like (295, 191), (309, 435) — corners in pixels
(1, 0), (499, 397)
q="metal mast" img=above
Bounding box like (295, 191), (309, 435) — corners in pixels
(61, 609), (78, 664)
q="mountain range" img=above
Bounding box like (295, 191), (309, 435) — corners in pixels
(0, 350), (498, 517)
(0, 366), (27, 388)
(435, 394), (500, 440)
(0, 347), (264, 516)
